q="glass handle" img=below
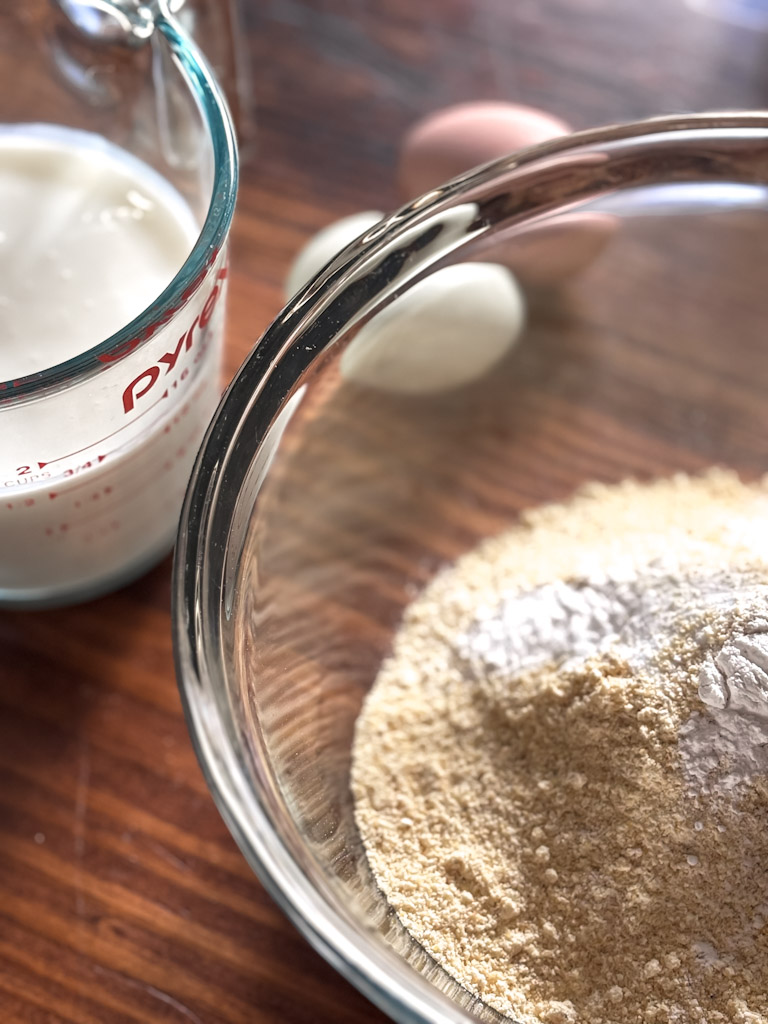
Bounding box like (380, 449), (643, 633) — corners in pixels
(54, 0), (250, 142)
(53, 0), (168, 46)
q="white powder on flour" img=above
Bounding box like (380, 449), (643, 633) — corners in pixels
(458, 564), (768, 797)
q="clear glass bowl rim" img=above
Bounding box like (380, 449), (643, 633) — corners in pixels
(172, 111), (768, 1024)
(1, 6), (239, 400)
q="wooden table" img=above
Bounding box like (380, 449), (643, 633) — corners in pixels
(2, 1), (767, 1021)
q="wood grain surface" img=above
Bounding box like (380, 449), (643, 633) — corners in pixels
(2, 1), (768, 1022)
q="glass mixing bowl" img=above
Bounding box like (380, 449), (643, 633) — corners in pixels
(173, 113), (768, 1024)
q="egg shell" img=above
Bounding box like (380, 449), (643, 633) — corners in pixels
(472, 212), (619, 288)
(285, 210), (384, 298)
(340, 262), (525, 395)
(398, 101), (571, 201)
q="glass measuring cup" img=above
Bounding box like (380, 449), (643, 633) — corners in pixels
(0, 0), (238, 607)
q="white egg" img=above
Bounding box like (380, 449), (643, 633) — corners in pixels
(339, 262), (525, 395)
(285, 210), (384, 297)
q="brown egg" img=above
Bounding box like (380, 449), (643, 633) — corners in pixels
(473, 211), (619, 288)
(398, 101), (571, 201)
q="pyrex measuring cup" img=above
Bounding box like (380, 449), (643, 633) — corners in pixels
(0, 0), (238, 607)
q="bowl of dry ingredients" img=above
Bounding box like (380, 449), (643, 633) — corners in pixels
(174, 113), (768, 1024)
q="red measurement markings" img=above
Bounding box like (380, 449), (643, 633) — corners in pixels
(26, 368), (202, 484)
(74, 484), (114, 509)
(1, 496), (37, 510)
(5, 456), (108, 502)
(8, 434), (187, 507)
(36, 390), (169, 470)
(37, 425), (184, 502)
(47, 468), (109, 502)
(6, 374), (212, 512)
(40, 413), (204, 534)
(4, 495), (40, 509)
(4, 470), (51, 489)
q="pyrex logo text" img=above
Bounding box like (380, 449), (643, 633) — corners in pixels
(122, 266), (227, 415)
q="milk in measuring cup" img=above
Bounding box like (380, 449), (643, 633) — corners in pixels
(0, 125), (228, 605)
